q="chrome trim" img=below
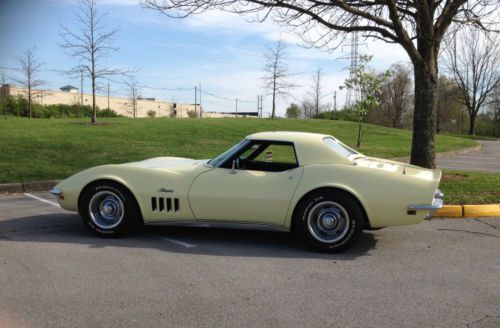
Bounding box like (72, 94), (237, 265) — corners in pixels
(50, 188), (62, 195)
(145, 219), (290, 232)
(407, 204), (443, 210)
(435, 189), (444, 199)
(407, 189), (444, 219)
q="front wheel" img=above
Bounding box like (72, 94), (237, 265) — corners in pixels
(79, 181), (141, 236)
(295, 190), (365, 252)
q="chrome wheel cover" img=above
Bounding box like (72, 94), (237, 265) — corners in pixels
(307, 201), (350, 243)
(88, 191), (124, 229)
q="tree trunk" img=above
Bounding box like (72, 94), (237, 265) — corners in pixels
(91, 76), (96, 124)
(468, 113), (476, 135)
(28, 85), (32, 119)
(410, 56), (438, 168)
(272, 80), (276, 119)
(356, 121), (362, 148)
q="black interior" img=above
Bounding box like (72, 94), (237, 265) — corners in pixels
(220, 140), (299, 172)
(239, 159), (298, 172)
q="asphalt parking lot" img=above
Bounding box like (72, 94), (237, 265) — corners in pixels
(0, 192), (499, 328)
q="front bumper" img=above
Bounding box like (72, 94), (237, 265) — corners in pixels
(407, 189), (444, 219)
(50, 188), (63, 196)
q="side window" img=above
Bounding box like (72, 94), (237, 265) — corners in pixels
(254, 144), (297, 164)
(239, 142), (298, 172)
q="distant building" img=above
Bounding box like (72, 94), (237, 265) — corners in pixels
(0, 84), (238, 118)
(59, 85), (79, 93)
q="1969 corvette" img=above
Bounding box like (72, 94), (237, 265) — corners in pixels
(51, 131), (443, 252)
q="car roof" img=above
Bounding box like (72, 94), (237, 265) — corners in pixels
(246, 131), (356, 165)
(246, 131), (330, 142)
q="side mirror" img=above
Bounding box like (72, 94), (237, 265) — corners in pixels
(230, 159), (237, 174)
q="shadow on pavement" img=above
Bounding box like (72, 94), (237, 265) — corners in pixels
(0, 213), (378, 260)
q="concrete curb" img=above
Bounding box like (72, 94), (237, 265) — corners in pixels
(390, 144), (482, 163)
(0, 180), (61, 194)
(434, 204), (500, 218)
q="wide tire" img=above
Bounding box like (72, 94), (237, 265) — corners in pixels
(295, 190), (365, 252)
(79, 181), (141, 237)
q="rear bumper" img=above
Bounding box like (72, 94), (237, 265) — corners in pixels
(407, 189), (444, 219)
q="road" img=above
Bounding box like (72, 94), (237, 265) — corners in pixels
(1, 192), (499, 328)
(437, 140), (500, 173)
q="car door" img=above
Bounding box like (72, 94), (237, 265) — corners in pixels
(188, 142), (303, 226)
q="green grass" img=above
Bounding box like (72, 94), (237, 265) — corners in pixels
(1, 117), (491, 205)
(440, 170), (500, 204)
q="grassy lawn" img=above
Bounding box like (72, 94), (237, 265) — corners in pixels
(440, 170), (500, 204)
(2, 117), (495, 204)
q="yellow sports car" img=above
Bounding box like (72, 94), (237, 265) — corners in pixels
(51, 131), (443, 252)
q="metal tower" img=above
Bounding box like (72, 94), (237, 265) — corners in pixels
(344, 31), (362, 108)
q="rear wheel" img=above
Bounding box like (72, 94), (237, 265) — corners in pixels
(295, 190), (364, 252)
(79, 181), (141, 236)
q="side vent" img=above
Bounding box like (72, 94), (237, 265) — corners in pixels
(151, 197), (180, 212)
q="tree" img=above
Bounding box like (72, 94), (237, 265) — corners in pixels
(16, 47), (45, 119)
(436, 76), (464, 134)
(60, 0), (121, 124)
(311, 68), (323, 117)
(144, 0), (498, 168)
(379, 64), (413, 128)
(286, 103), (301, 118)
(343, 55), (390, 147)
(124, 75), (140, 118)
(487, 84), (500, 137)
(443, 27), (500, 135)
(262, 39), (296, 119)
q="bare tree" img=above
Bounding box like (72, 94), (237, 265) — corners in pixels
(444, 27), (500, 135)
(487, 84), (500, 137)
(60, 0), (121, 124)
(144, 0), (498, 168)
(124, 75), (141, 118)
(262, 39), (296, 119)
(311, 68), (323, 118)
(16, 48), (45, 119)
(379, 64), (413, 128)
(436, 76), (464, 134)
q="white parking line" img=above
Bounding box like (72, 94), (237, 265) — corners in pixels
(158, 236), (197, 248)
(24, 193), (61, 208)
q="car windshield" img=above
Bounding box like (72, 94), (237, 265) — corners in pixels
(207, 139), (250, 167)
(323, 137), (359, 159)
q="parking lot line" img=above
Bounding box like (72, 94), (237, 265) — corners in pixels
(24, 193), (60, 208)
(158, 236), (197, 248)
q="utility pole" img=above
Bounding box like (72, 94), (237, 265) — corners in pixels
(199, 81), (202, 118)
(333, 90), (337, 111)
(260, 95), (263, 118)
(257, 95), (263, 118)
(235, 98), (238, 117)
(1, 73), (6, 119)
(194, 86), (198, 117)
(107, 83), (110, 109)
(80, 67), (83, 118)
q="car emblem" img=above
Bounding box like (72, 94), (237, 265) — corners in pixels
(157, 188), (174, 193)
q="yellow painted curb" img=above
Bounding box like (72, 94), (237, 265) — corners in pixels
(463, 204), (500, 217)
(435, 205), (463, 218)
(433, 204), (500, 218)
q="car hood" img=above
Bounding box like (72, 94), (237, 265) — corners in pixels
(121, 157), (205, 170)
(354, 157), (441, 182)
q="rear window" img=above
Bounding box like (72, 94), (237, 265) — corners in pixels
(323, 137), (358, 158)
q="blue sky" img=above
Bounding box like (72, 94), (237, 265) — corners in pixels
(0, 0), (409, 116)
